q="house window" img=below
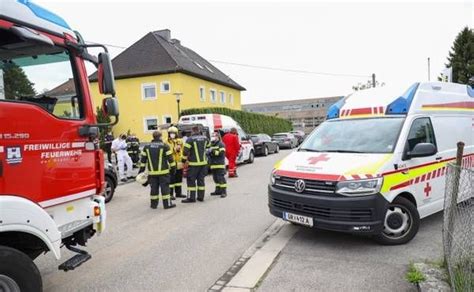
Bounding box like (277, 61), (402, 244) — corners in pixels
(205, 65), (214, 73)
(220, 91), (226, 104)
(163, 115), (172, 124)
(160, 81), (170, 93)
(144, 117), (159, 132)
(194, 61), (204, 70)
(229, 93), (234, 105)
(199, 86), (206, 102)
(142, 83), (157, 100)
(210, 89), (217, 103)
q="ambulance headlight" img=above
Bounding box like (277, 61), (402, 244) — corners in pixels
(270, 170), (278, 185)
(336, 177), (383, 196)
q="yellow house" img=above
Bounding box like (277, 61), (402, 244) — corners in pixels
(89, 29), (245, 141)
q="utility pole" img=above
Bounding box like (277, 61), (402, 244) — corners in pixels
(427, 57), (431, 81)
(372, 73), (376, 88)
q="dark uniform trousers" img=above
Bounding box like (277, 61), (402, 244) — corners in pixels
(149, 174), (172, 209)
(187, 165), (207, 200)
(209, 141), (227, 195)
(171, 169), (183, 197)
(212, 168), (227, 194)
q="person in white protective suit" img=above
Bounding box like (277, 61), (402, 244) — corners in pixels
(112, 134), (134, 182)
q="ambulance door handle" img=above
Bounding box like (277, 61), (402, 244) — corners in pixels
(435, 156), (442, 161)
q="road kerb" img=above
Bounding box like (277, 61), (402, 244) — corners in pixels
(225, 221), (298, 290)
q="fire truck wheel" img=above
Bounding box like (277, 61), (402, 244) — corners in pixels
(104, 175), (116, 203)
(0, 246), (42, 292)
(373, 197), (420, 245)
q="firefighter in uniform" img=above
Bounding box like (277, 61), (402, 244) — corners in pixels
(138, 131), (177, 210)
(181, 126), (209, 203)
(209, 131), (227, 198)
(126, 133), (140, 168)
(166, 126), (186, 200)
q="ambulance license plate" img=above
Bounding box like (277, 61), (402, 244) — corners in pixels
(283, 212), (313, 227)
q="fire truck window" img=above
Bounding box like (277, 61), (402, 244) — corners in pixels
(0, 39), (83, 120)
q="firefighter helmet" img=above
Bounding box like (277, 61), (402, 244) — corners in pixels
(136, 172), (148, 185)
(168, 126), (179, 133)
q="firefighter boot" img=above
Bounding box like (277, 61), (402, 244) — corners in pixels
(210, 190), (221, 196)
(220, 190), (227, 198)
(175, 186), (186, 198)
(150, 199), (158, 209)
(163, 197), (176, 209)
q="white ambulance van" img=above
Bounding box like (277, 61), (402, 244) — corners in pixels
(268, 82), (473, 245)
(178, 114), (255, 164)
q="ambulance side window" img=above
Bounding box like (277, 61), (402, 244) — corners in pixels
(406, 118), (437, 152)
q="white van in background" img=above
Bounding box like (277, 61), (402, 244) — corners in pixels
(178, 114), (255, 164)
(268, 82), (473, 245)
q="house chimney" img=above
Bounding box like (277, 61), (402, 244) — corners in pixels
(155, 29), (171, 41)
(171, 39), (180, 45)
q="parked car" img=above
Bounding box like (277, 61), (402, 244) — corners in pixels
(104, 162), (118, 203)
(290, 130), (306, 145)
(272, 133), (298, 149)
(250, 134), (279, 156)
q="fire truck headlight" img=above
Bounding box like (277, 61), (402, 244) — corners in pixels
(336, 177), (383, 196)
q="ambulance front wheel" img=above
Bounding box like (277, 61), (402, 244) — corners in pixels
(374, 197), (420, 245)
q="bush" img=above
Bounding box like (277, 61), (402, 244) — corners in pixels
(180, 107), (292, 136)
(406, 263), (426, 285)
(95, 106), (112, 150)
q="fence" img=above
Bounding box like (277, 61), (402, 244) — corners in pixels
(443, 157), (473, 291)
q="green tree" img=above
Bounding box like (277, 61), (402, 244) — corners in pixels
(96, 106), (112, 150)
(352, 80), (385, 91)
(443, 27), (474, 84)
(2, 63), (36, 99)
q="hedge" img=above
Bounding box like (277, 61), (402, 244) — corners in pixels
(180, 107), (292, 136)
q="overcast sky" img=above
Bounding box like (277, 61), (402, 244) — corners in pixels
(37, 0), (473, 104)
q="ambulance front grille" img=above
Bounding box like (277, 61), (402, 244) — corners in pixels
(270, 198), (373, 222)
(274, 176), (336, 195)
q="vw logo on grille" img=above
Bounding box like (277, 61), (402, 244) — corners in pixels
(294, 179), (306, 193)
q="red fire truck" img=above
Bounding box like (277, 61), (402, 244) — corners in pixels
(0, 1), (118, 291)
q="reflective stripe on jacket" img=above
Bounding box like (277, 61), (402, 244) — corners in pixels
(166, 138), (184, 169)
(209, 141), (226, 169)
(140, 140), (176, 175)
(183, 134), (209, 166)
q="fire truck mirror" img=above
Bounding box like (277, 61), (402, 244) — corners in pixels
(98, 52), (116, 96)
(102, 97), (119, 117)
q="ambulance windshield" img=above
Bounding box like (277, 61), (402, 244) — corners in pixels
(300, 117), (404, 154)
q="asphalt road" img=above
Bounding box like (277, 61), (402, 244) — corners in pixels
(258, 212), (443, 291)
(36, 149), (290, 291)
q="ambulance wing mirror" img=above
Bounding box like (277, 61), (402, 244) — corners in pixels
(406, 143), (437, 159)
(97, 52), (116, 96)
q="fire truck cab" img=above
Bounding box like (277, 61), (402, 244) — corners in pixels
(0, 1), (118, 291)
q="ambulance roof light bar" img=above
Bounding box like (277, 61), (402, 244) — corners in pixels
(385, 83), (419, 115)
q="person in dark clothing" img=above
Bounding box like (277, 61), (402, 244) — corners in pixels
(181, 126), (209, 203)
(104, 130), (114, 163)
(138, 131), (176, 210)
(126, 133), (141, 168)
(209, 131), (227, 198)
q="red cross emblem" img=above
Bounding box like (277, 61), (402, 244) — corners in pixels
(424, 182), (432, 197)
(307, 154), (330, 165)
